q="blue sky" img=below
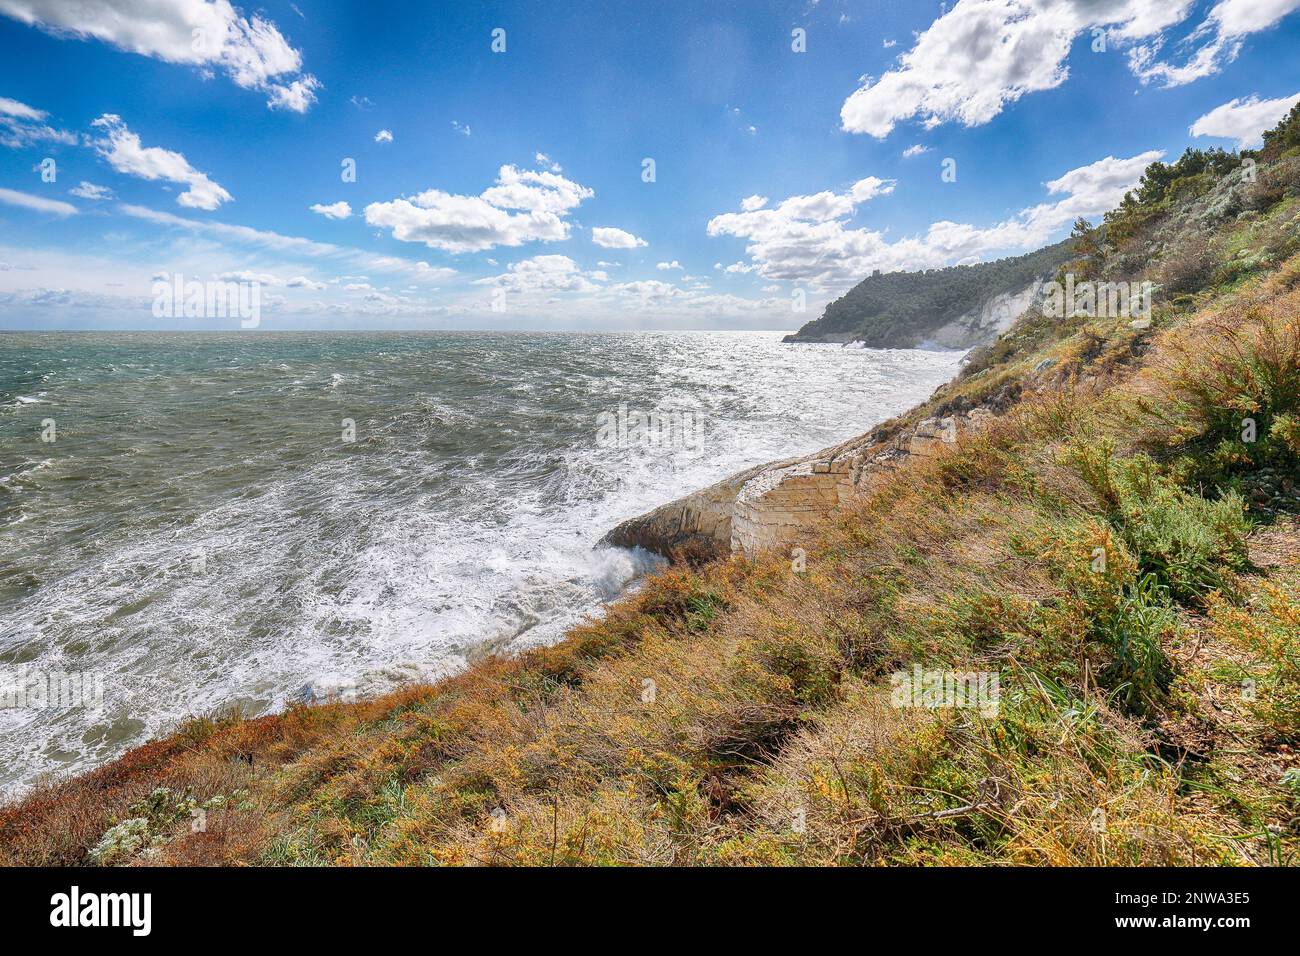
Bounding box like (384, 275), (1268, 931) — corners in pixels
(1, 0), (1299, 330)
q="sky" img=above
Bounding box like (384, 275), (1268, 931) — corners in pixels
(1, 0), (1299, 331)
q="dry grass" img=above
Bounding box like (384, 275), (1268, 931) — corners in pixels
(4, 251), (1300, 869)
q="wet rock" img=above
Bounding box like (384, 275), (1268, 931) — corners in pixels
(603, 407), (997, 559)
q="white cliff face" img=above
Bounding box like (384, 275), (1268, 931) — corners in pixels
(919, 281), (1046, 349)
(602, 407), (995, 559)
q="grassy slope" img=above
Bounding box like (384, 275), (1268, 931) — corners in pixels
(4, 153), (1300, 868)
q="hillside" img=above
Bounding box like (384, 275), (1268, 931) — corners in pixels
(3, 106), (1299, 867)
(783, 240), (1073, 348)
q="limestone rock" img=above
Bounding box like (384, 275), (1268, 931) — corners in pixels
(602, 406), (995, 559)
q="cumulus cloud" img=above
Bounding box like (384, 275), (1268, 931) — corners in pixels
(902, 144), (930, 158)
(707, 154), (1157, 289)
(0, 186), (77, 216)
(740, 195), (768, 211)
(0, 0), (320, 111)
(364, 165), (593, 254)
(840, 0), (1205, 137)
(310, 200), (352, 219)
(1189, 91), (1300, 148)
(264, 76), (320, 112)
(656, 260), (683, 271)
(91, 114), (232, 210)
(591, 226), (647, 249)
(374, 129), (393, 143)
(476, 254), (603, 294)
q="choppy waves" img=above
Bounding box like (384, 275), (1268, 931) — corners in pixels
(0, 331), (962, 794)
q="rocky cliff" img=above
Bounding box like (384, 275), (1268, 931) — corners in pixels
(602, 401), (999, 559)
(784, 240), (1071, 348)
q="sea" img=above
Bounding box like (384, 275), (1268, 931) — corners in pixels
(0, 330), (962, 794)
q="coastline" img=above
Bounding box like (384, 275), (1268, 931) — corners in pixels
(4, 260), (1299, 865)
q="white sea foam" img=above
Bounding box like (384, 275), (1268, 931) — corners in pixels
(0, 332), (963, 794)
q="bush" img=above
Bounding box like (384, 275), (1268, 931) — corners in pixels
(1072, 446), (1251, 602)
(1207, 584), (1300, 743)
(1093, 573), (1176, 716)
(1245, 156), (1300, 210)
(1113, 458), (1250, 601)
(1262, 102), (1300, 160)
(1144, 300), (1300, 503)
(1157, 235), (1220, 294)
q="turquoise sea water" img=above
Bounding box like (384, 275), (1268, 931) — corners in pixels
(0, 331), (962, 793)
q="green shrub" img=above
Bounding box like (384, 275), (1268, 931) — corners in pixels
(1073, 447), (1251, 602)
(1093, 573), (1177, 716)
(1208, 585), (1300, 743)
(1144, 302), (1300, 509)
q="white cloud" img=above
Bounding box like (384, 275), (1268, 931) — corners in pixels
(91, 114), (232, 210)
(840, 0), (1200, 137)
(1212, 0), (1300, 33)
(70, 181), (113, 200)
(218, 270), (279, 284)
(1190, 91), (1300, 148)
(707, 154), (1157, 289)
(480, 165), (593, 214)
(1129, 0), (1300, 87)
(374, 129), (393, 144)
(0, 96), (44, 120)
(902, 144), (930, 158)
(656, 260), (683, 271)
(213, 270), (322, 290)
(476, 254), (602, 294)
(0, 0), (320, 111)
(740, 194), (768, 211)
(365, 165), (594, 254)
(451, 120), (471, 136)
(592, 226), (647, 249)
(0, 186), (77, 216)
(310, 200), (352, 219)
(264, 76), (320, 113)
(535, 151), (562, 172)
(0, 95), (77, 148)
(117, 202), (446, 280)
